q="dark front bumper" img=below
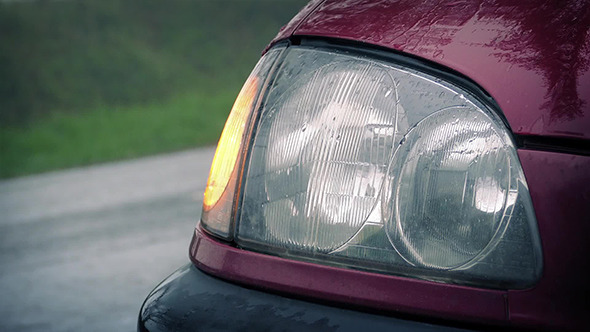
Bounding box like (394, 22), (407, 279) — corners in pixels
(138, 264), (471, 332)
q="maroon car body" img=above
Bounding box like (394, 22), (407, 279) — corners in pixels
(141, 1), (590, 331)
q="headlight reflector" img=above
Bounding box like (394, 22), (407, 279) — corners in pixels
(385, 107), (516, 270)
(251, 61), (408, 252)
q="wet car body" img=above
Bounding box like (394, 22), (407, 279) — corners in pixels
(138, 1), (590, 331)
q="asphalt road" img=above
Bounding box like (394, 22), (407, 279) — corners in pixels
(0, 147), (216, 332)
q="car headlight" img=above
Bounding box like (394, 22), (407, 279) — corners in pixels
(202, 44), (542, 289)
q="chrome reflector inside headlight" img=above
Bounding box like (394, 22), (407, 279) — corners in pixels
(216, 45), (541, 288)
(385, 108), (517, 270)
(246, 60), (408, 252)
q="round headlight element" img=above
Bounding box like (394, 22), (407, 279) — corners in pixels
(384, 107), (515, 269)
(259, 63), (406, 252)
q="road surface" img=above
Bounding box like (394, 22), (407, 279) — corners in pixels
(0, 147), (216, 332)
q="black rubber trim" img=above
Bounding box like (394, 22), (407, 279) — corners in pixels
(515, 135), (590, 156)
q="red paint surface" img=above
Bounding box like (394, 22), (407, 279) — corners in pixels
(293, 0), (590, 140)
(510, 150), (590, 331)
(191, 227), (507, 325)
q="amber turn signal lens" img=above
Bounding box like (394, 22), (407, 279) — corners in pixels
(203, 76), (259, 210)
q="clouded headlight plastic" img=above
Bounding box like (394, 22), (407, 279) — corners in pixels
(205, 45), (542, 289)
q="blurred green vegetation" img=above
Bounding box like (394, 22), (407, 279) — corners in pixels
(0, 0), (307, 178)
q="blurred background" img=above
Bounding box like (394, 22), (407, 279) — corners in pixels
(0, 0), (307, 331)
(1, 0), (306, 178)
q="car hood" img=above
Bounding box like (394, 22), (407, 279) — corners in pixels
(275, 0), (590, 140)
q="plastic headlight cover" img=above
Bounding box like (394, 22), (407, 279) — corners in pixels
(236, 46), (542, 288)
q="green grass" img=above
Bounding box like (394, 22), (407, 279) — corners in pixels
(0, 0), (308, 178)
(0, 88), (236, 178)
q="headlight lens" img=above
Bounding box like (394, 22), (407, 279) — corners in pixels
(204, 45), (542, 288)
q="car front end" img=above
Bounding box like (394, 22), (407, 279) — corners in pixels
(139, 1), (590, 331)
